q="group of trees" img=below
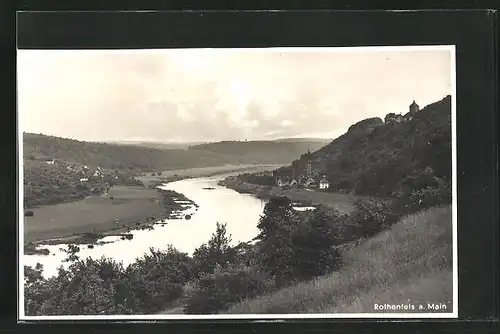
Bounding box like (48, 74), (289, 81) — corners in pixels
(23, 160), (144, 208)
(23, 162), (107, 208)
(236, 173), (275, 186)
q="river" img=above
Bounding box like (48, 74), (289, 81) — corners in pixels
(23, 174), (269, 278)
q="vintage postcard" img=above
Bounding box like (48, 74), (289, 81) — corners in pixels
(18, 46), (457, 319)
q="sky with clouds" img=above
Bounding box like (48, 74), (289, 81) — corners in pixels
(17, 47), (453, 143)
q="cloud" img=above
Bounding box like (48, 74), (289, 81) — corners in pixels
(18, 48), (452, 142)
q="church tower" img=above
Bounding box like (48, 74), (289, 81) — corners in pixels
(306, 148), (312, 177)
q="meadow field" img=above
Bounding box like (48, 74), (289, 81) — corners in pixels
(23, 185), (164, 243)
(23, 165), (282, 244)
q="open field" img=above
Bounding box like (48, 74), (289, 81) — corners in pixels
(23, 185), (164, 243)
(220, 178), (357, 214)
(225, 205), (453, 314)
(139, 164), (284, 187)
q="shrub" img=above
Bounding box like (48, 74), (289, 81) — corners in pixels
(24, 210), (34, 217)
(289, 208), (344, 279)
(183, 263), (272, 314)
(126, 246), (191, 313)
(25, 257), (135, 316)
(407, 184), (452, 212)
(350, 198), (397, 238)
(393, 174), (451, 216)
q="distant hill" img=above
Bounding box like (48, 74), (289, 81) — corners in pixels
(107, 141), (206, 151)
(271, 138), (332, 144)
(23, 133), (223, 171)
(23, 134), (327, 171)
(187, 139), (329, 164)
(274, 95), (452, 197)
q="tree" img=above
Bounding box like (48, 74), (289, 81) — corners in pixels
(191, 222), (236, 278)
(253, 196), (296, 286)
(126, 246), (190, 313)
(290, 207), (343, 279)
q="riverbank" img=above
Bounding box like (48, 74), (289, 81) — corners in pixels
(23, 164), (280, 250)
(139, 164), (284, 188)
(218, 176), (357, 214)
(23, 185), (195, 250)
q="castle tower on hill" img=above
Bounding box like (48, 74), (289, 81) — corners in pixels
(409, 100), (420, 114)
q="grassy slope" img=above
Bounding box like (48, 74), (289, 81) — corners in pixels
(226, 205), (453, 314)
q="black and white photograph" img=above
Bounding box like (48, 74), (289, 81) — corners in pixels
(18, 46), (457, 319)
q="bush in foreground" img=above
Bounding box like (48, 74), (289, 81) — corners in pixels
(349, 197), (397, 238)
(183, 263), (273, 314)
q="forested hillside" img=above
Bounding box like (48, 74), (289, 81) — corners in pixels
(188, 139), (329, 164)
(24, 134), (328, 171)
(286, 95), (452, 197)
(23, 133), (232, 172)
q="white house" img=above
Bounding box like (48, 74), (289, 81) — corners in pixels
(80, 178), (88, 183)
(46, 159), (55, 165)
(319, 176), (329, 190)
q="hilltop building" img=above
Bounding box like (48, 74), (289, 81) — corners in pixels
(384, 113), (403, 123)
(409, 100), (420, 113)
(404, 100), (420, 121)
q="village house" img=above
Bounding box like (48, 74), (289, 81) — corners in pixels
(46, 159), (55, 165)
(276, 178), (285, 187)
(304, 177), (316, 188)
(80, 178), (88, 183)
(319, 176), (329, 190)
